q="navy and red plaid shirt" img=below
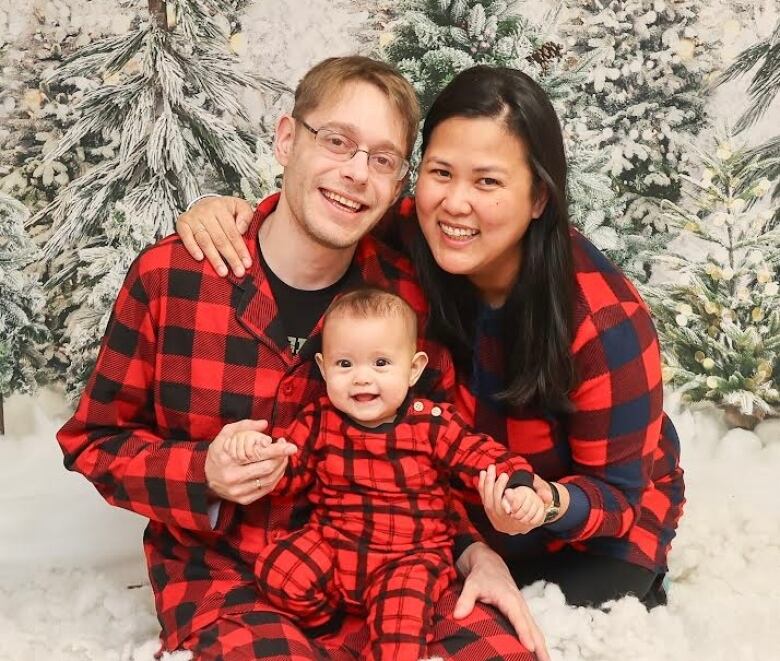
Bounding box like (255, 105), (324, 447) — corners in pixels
(56, 194), (459, 650)
(445, 220), (685, 573)
(383, 198), (684, 573)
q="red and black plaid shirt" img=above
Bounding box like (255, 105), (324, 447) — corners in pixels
(277, 395), (534, 557)
(57, 194), (458, 650)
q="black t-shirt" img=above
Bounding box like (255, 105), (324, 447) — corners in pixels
(258, 248), (359, 355)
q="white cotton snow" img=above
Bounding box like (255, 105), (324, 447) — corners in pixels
(2, 388), (779, 660)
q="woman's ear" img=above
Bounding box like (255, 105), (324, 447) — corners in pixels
(274, 115), (296, 166)
(531, 181), (550, 220)
(408, 351), (429, 387)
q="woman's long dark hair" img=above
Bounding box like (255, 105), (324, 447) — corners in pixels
(412, 66), (576, 413)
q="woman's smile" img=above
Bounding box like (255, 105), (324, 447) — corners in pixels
(438, 221), (480, 242)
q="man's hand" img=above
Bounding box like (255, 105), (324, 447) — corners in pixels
(176, 196), (254, 277)
(479, 464), (546, 536)
(205, 419), (297, 505)
(454, 542), (550, 661)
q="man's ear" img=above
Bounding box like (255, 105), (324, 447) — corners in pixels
(531, 181), (550, 220)
(408, 351), (429, 387)
(390, 177), (406, 205)
(274, 115), (296, 167)
(315, 352), (326, 379)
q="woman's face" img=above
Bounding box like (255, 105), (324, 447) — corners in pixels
(415, 116), (548, 303)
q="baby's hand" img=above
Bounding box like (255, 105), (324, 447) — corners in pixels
(501, 485), (546, 527)
(224, 430), (272, 464)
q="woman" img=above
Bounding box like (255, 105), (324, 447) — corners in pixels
(177, 66), (684, 609)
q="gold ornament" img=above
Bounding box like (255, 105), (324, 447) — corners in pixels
(675, 38), (695, 61)
(716, 143), (732, 160)
(23, 89), (44, 110)
(677, 303), (693, 316)
(379, 31), (396, 48)
(755, 179), (771, 197)
(728, 198), (746, 213)
(229, 32), (247, 55)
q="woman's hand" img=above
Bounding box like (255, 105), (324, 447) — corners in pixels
(454, 542), (550, 661)
(479, 464), (547, 536)
(176, 195), (255, 277)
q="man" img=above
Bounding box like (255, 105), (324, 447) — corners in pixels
(58, 56), (546, 660)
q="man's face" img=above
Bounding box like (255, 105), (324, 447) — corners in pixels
(275, 81), (407, 249)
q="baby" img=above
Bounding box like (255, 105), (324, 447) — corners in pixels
(227, 287), (547, 660)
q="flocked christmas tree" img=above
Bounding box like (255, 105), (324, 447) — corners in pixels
(380, 0), (621, 259)
(560, 0), (714, 279)
(38, 0), (264, 398)
(0, 193), (49, 434)
(650, 137), (780, 428)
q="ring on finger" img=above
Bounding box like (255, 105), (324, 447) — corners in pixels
(255, 478), (261, 490)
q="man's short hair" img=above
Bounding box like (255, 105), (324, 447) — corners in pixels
(322, 287), (418, 343)
(292, 56), (420, 157)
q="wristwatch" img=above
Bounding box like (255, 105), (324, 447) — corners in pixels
(543, 481), (561, 524)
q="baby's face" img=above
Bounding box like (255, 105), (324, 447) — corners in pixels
(316, 314), (426, 427)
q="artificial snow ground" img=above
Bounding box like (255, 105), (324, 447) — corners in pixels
(1, 390), (779, 661)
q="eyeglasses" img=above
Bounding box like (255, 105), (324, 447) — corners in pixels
(296, 118), (410, 180)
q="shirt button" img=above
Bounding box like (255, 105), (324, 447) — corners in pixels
(413, 401), (424, 412)
(283, 384), (293, 395)
(431, 406), (442, 417)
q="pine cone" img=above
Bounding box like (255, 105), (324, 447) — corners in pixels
(526, 41), (563, 71)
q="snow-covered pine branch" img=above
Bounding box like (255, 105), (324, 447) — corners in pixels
(0, 193), (49, 432)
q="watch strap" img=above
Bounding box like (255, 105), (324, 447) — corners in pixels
(549, 481), (561, 508)
(543, 481), (561, 523)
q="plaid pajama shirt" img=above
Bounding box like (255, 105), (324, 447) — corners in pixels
(380, 198), (684, 574)
(255, 396), (535, 660)
(448, 225), (685, 574)
(57, 193), (534, 660)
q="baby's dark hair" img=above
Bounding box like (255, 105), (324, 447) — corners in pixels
(322, 287), (418, 342)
